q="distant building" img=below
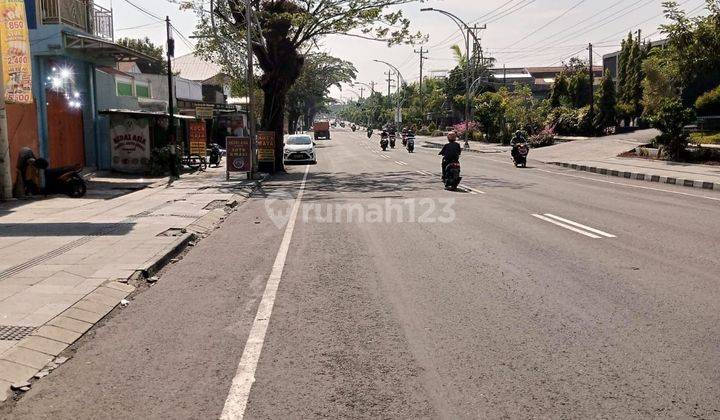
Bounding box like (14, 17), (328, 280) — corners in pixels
(603, 38), (669, 80)
(488, 66), (603, 98)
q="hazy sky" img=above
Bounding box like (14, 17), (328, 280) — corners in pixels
(101, 0), (708, 100)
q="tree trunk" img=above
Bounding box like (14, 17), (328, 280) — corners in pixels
(261, 84), (289, 172)
(287, 111), (299, 134)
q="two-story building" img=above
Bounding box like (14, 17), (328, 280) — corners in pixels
(23, 0), (153, 170)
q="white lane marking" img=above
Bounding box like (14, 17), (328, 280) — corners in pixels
(380, 154), (391, 159)
(533, 168), (720, 203)
(458, 186), (478, 195)
(543, 213), (616, 238)
(460, 185), (486, 195)
(532, 214), (602, 239)
(220, 165), (310, 420)
(395, 161), (408, 166)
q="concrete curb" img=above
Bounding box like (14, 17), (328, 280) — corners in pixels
(0, 174), (271, 403)
(548, 162), (720, 191)
(0, 280), (135, 402)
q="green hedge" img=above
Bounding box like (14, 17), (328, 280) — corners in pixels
(695, 86), (720, 116)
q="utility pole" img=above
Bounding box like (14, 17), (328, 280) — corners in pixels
(588, 43), (594, 121)
(166, 17), (179, 178)
(468, 24), (486, 133)
(359, 86), (365, 99)
(385, 70), (393, 97)
(415, 47), (429, 121)
(245, 0), (258, 176)
(0, 47), (11, 200)
(369, 81), (377, 94)
(503, 64), (507, 86)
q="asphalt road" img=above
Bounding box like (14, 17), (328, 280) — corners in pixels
(4, 130), (720, 419)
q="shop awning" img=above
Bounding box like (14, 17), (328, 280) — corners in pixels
(99, 109), (197, 120)
(63, 32), (159, 63)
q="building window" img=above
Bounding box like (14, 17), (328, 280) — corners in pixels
(136, 83), (150, 98)
(117, 81), (133, 96)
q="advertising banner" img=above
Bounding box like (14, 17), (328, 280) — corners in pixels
(110, 116), (151, 173)
(226, 136), (252, 173)
(257, 131), (275, 163)
(188, 120), (207, 156)
(0, 0), (33, 103)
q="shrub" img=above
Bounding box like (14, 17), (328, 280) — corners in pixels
(417, 127), (430, 136)
(452, 121), (480, 136)
(472, 131), (485, 142)
(546, 107), (579, 135)
(529, 127), (555, 148)
(695, 86), (720, 116)
(431, 130), (445, 137)
(428, 121), (438, 132)
(648, 98), (696, 160)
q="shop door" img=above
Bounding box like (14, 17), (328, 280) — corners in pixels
(46, 90), (85, 168)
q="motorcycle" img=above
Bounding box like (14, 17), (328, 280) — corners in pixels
(512, 142), (529, 168)
(444, 162), (462, 191)
(209, 143), (222, 167)
(367, 129), (373, 139)
(389, 134), (396, 149)
(401, 132), (408, 147)
(351, 124), (357, 132)
(406, 136), (415, 153)
(34, 159), (87, 198)
(380, 137), (389, 151)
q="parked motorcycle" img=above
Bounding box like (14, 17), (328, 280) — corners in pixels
(444, 162), (462, 191)
(209, 143), (222, 167)
(33, 158), (87, 198)
(511, 142), (529, 168)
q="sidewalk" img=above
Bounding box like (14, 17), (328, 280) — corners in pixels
(0, 166), (259, 399)
(530, 130), (720, 191)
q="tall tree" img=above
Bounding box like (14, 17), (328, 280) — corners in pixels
(595, 70), (617, 130)
(616, 33), (633, 101)
(286, 53), (357, 133)
(117, 37), (167, 74)
(184, 0), (422, 170)
(550, 73), (569, 108)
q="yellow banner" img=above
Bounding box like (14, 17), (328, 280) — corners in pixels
(0, 0), (33, 103)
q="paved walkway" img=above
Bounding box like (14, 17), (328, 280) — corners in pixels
(0, 166), (255, 396)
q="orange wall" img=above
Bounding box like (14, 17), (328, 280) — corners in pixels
(7, 102), (39, 184)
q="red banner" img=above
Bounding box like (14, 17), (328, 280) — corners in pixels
(226, 136), (252, 172)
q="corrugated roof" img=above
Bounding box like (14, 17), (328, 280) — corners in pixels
(172, 53), (224, 82)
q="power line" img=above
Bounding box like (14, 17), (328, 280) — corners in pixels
(502, 0), (588, 48)
(428, 0), (520, 49)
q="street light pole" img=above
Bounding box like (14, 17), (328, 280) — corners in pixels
(421, 8), (486, 149)
(374, 59), (406, 133)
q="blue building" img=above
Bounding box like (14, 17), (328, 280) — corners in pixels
(24, 0), (152, 169)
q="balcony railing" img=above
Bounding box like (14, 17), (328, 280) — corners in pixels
(40, 0), (114, 41)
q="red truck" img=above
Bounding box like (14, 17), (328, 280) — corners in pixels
(313, 121), (331, 140)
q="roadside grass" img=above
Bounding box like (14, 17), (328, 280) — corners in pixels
(690, 131), (720, 145)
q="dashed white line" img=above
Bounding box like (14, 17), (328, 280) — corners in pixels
(531, 213), (615, 239)
(395, 161), (408, 166)
(543, 213), (616, 238)
(460, 185), (486, 195)
(220, 166), (310, 420)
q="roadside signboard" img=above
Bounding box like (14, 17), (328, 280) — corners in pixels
(0, 0), (33, 104)
(188, 120), (207, 156)
(195, 105), (214, 119)
(257, 131), (275, 163)
(226, 136), (252, 173)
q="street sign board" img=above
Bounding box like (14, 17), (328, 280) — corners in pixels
(226, 136), (252, 172)
(0, 0), (33, 104)
(188, 120), (207, 156)
(257, 131), (275, 163)
(195, 105), (214, 119)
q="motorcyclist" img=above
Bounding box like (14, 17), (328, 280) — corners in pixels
(510, 130), (528, 161)
(439, 131), (462, 180)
